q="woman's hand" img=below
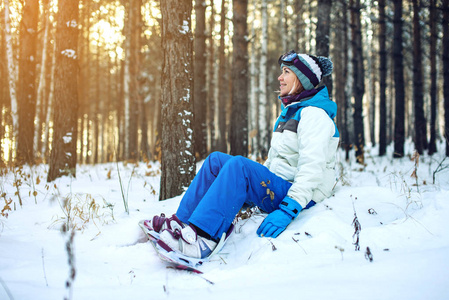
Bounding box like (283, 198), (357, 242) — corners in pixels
(257, 209), (293, 238)
(257, 197), (303, 238)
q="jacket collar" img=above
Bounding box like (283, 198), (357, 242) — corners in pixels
(278, 86), (337, 120)
(279, 88), (320, 107)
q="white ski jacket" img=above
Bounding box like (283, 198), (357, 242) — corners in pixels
(264, 87), (339, 209)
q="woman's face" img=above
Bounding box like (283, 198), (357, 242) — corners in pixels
(278, 67), (303, 96)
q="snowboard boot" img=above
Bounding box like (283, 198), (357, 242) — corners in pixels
(151, 213), (186, 233)
(158, 225), (218, 259)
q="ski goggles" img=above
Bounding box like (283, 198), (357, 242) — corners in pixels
(278, 50), (299, 66)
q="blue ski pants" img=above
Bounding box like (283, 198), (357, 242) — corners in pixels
(176, 152), (294, 239)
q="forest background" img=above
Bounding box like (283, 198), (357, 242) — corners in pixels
(1, 0), (449, 199)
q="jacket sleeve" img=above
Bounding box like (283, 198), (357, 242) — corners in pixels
(286, 107), (336, 208)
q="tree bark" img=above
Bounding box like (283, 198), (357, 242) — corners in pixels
(378, 0), (387, 156)
(34, 0), (51, 160)
(135, 0), (149, 161)
(334, 0), (351, 160)
(230, 0), (249, 157)
(316, 0), (333, 95)
(249, 0), (258, 156)
(258, 0), (269, 159)
(47, 0), (80, 182)
(3, 0), (19, 157)
(93, 26), (101, 164)
(194, 0), (208, 160)
(280, 0), (287, 51)
(159, 0), (196, 200)
(428, 0), (438, 155)
(294, 0), (305, 50)
(116, 55), (125, 161)
(393, 0), (405, 158)
(412, 0), (427, 155)
(351, 0), (365, 164)
(42, 24), (57, 162)
(0, 6), (6, 167)
(122, 1), (138, 160)
(82, 0), (92, 164)
(207, 0), (216, 152)
(217, 0), (228, 153)
(443, 0), (449, 156)
(127, 1), (139, 160)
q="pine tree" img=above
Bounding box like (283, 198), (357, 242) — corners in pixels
(230, 0), (249, 156)
(17, 0), (39, 164)
(393, 0), (405, 158)
(316, 0), (333, 95)
(217, 0), (228, 153)
(47, 0), (80, 182)
(3, 0), (19, 155)
(207, 0), (217, 153)
(194, 0), (208, 160)
(351, 0), (365, 164)
(443, 0), (449, 156)
(258, 0), (269, 159)
(159, 0), (196, 200)
(412, 0), (427, 154)
(378, 0), (387, 156)
(428, 0), (438, 155)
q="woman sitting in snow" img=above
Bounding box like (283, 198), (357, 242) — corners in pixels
(148, 50), (339, 260)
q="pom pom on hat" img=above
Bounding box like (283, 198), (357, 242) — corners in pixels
(316, 56), (333, 77)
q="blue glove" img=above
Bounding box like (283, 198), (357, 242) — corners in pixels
(257, 197), (303, 238)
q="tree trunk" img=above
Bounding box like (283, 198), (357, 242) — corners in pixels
(378, 0), (387, 156)
(280, 0), (287, 51)
(207, 0), (216, 152)
(34, 0), (51, 160)
(42, 26), (57, 162)
(84, 0), (92, 164)
(0, 6), (6, 167)
(117, 56), (125, 161)
(368, 6), (377, 148)
(3, 0), (19, 157)
(129, 1), (139, 160)
(334, 0), (351, 160)
(294, 0), (305, 50)
(428, 0), (438, 155)
(123, 1), (139, 160)
(138, 12), (150, 162)
(443, 0), (449, 156)
(412, 0), (427, 155)
(93, 27), (101, 164)
(249, 0), (258, 156)
(258, 0), (269, 159)
(159, 0), (196, 200)
(107, 52), (114, 162)
(194, 0), (208, 160)
(316, 0), (333, 95)
(47, 0), (80, 182)
(230, 0), (248, 157)
(351, 0), (365, 164)
(0, 8), (10, 169)
(217, 0), (228, 153)
(393, 0), (405, 158)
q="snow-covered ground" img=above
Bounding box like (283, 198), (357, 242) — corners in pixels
(1, 144), (449, 300)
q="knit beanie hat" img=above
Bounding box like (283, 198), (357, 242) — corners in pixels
(279, 51), (333, 90)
